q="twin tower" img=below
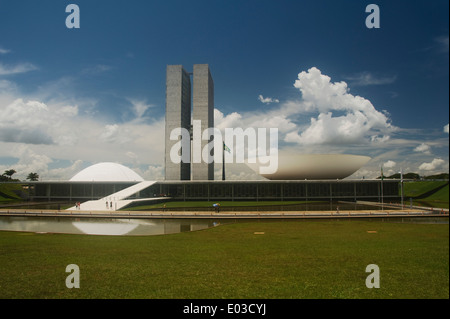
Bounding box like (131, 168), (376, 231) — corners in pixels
(165, 64), (214, 180)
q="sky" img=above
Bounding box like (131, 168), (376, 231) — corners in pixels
(0, 0), (448, 181)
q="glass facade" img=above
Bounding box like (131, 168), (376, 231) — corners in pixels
(25, 180), (399, 202)
(30, 182), (136, 201)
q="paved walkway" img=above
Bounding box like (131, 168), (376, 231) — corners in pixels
(1, 208), (447, 219)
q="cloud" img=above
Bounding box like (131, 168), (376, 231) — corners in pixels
(288, 67), (392, 146)
(286, 112), (371, 145)
(0, 98), (83, 146)
(414, 143), (431, 154)
(444, 124), (449, 134)
(0, 62), (38, 75)
(81, 64), (112, 75)
(216, 67), (395, 156)
(45, 160), (84, 181)
(0, 95), (166, 180)
(384, 160), (396, 168)
(0, 145), (53, 180)
(215, 104), (296, 139)
(0, 145), (86, 181)
(127, 98), (154, 120)
(0, 79), (16, 92)
(214, 109), (242, 131)
(100, 124), (121, 143)
(99, 124), (134, 145)
(343, 72), (397, 86)
(140, 164), (164, 181)
(258, 95), (279, 104)
(0, 47), (11, 54)
(418, 158), (445, 171)
(0, 99), (54, 144)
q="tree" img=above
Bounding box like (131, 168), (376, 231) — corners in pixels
(2, 169), (16, 180)
(26, 172), (40, 181)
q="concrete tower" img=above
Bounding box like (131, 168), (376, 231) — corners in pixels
(165, 65), (191, 180)
(192, 64), (214, 180)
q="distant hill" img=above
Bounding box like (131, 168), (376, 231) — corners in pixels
(424, 173), (449, 180)
(377, 172), (448, 180)
(388, 173), (420, 180)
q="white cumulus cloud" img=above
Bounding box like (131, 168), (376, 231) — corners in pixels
(414, 143), (431, 154)
(287, 67), (392, 145)
(384, 160), (396, 168)
(258, 95), (279, 104)
(418, 158), (445, 171)
(0, 98), (53, 144)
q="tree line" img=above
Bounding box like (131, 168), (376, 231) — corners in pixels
(1, 169), (39, 182)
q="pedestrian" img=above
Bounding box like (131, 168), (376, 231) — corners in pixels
(106, 201), (109, 209)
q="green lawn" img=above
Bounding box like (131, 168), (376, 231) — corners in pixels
(0, 219), (448, 299)
(403, 181), (449, 208)
(403, 181), (446, 197)
(0, 183), (23, 203)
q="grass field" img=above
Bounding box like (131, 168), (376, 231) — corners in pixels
(0, 183), (23, 203)
(403, 181), (449, 208)
(0, 219), (448, 299)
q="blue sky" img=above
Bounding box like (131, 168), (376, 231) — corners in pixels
(0, 0), (448, 180)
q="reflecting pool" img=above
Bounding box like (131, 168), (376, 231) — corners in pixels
(0, 216), (223, 236)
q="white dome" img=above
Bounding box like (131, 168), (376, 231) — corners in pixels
(70, 162), (144, 182)
(246, 153), (371, 180)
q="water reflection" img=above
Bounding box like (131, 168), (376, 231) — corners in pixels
(0, 217), (217, 236)
(72, 221), (139, 235)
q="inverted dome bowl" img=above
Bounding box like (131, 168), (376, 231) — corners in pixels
(246, 154), (371, 180)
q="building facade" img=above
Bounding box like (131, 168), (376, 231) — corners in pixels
(24, 179), (400, 203)
(192, 64), (214, 180)
(165, 65), (192, 180)
(165, 64), (214, 181)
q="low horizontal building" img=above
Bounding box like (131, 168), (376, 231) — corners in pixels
(20, 179), (399, 204)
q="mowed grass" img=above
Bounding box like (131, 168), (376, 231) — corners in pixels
(403, 181), (449, 208)
(0, 220), (448, 299)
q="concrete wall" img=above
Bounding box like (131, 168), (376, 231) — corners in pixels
(192, 64), (214, 180)
(165, 65), (191, 180)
